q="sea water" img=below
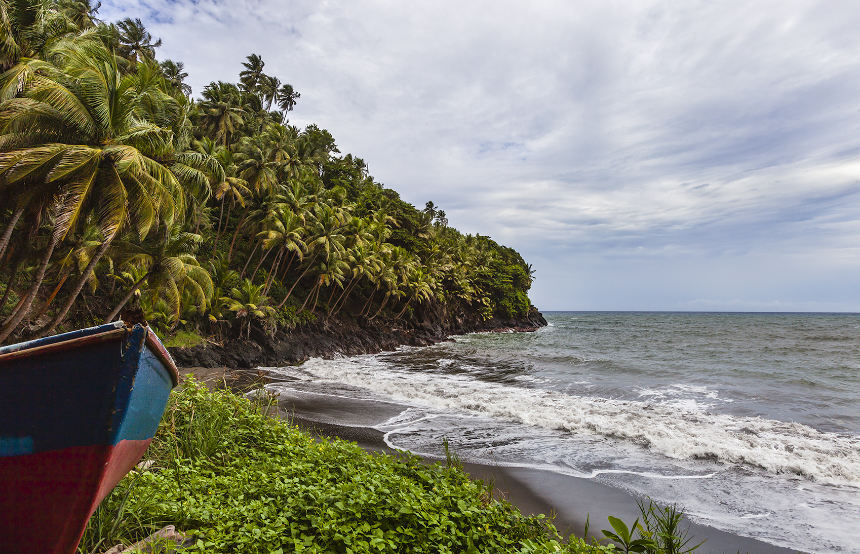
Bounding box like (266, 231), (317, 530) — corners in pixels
(267, 312), (860, 552)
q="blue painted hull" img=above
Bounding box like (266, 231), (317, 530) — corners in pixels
(0, 322), (179, 553)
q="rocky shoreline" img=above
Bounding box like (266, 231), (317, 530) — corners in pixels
(169, 307), (547, 369)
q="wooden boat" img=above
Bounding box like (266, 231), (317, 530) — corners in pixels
(0, 321), (179, 553)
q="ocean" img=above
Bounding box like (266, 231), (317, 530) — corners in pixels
(266, 312), (860, 552)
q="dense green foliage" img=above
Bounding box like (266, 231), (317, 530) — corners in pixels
(0, 0), (537, 344)
(79, 381), (561, 553)
(80, 382), (700, 554)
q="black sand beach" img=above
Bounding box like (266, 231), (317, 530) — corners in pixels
(275, 387), (798, 554)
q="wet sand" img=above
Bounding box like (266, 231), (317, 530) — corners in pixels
(275, 387), (798, 554)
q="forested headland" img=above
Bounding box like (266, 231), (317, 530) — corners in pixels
(0, 0), (543, 351)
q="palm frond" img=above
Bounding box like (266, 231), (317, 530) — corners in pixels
(27, 74), (96, 137)
(141, 155), (183, 222)
(120, 171), (157, 239)
(0, 143), (65, 182)
(0, 97), (69, 140)
(53, 165), (98, 239)
(118, 118), (173, 156)
(96, 163), (127, 240)
(169, 161), (210, 201)
(45, 144), (100, 182)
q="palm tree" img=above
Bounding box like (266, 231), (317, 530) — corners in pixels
(193, 140), (249, 252)
(199, 81), (244, 146)
(0, 195), (68, 341)
(0, 0), (42, 70)
(395, 267), (435, 319)
(169, 148), (224, 216)
(369, 246), (411, 319)
(105, 224), (213, 324)
(296, 203), (347, 312)
(58, 0), (101, 31)
(0, 41), (184, 340)
(232, 187), (277, 274)
(330, 243), (380, 316)
(0, 200), (24, 261)
(258, 74), (279, 111)
(204, 253), (239, 329)
(277, 83), (300, 114)
(235, 132), (280, 194)
(238, 53), (264, 93)
(160, 59), (191, 95)
(257, 206), (305, 294)
(115, 17), (161, 64)
(223, 278), (274, 338)
(33, 221), (105, 319)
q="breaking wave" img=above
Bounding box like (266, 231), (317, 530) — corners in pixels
(289, 355), (860, 487)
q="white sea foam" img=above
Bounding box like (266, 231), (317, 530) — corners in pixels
(282, 355), (860, 487)
(635, 383), (731, 405)
(371, 408), (718, 481)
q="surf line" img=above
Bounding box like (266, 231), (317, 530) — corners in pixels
(378, 413), (718, 481)
(582, 468), (718, 480)
(377, 411), (442, 450)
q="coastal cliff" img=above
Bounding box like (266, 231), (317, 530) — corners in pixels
(170, 305), (547, 368)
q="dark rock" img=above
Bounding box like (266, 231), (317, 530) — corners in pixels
(168, 308), (546, 369)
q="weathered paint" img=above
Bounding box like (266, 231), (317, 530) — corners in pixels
(0, 322), (177, 553)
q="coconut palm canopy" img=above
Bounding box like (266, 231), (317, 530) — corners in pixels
(0, 0), (535, 342)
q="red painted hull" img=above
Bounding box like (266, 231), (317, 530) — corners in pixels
(0, 438), (151, 553)
(0, 323), (178, 552)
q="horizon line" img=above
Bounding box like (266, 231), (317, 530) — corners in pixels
(539, 309), (860, 314)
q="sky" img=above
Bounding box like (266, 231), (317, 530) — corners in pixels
(101, 0), (860, 311)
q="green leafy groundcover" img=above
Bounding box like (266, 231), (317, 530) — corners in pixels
(82, 380), (594, 553)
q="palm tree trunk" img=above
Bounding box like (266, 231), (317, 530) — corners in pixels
(369, 293), (390, 320)
(278, 252), (296, 281)
(0, 205), (25, 261)
(331, 276), (356, 315)
(5, 294), (27, 323)
(249, 246), (274, 282)
(311, 281), (323, 312)
(331, 282), (355, 317)
(299, 280), (320, 312)
(277, 254), (317, 309)
(263, 246), (284, 296)
(213, 198), (228, 254)
(104, 271), (151, 323)
(239, 242), (260, 279)
(0, 257), (21, 314)
(37, 238), (113, 338)
(326, 285), (339, 308)
(32, 271), (71, 321)
(396, 295), (415, 320)
(0, 232), (61, 343)
(227, 208), (250, 262)
(360, 289), (376, 317)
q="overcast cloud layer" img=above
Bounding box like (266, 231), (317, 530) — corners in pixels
(101, 0), (860, 311)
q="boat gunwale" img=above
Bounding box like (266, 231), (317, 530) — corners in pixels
(0, 328), (128, 365)
(144, 327), (179, 387)
(0, 325), (179, 387)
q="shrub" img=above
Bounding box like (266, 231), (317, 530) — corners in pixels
(163, 330), (205, 349)
(79, 381), (562, 553)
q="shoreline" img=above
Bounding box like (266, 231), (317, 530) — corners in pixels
(168, 310), (547, 369)
(174, 313), (804, 554)
(271, 384), (798, 554)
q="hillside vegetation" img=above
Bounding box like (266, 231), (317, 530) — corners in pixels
(0, 0), (537, 345)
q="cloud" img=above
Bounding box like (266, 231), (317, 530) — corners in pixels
(101, 0), (860, 310)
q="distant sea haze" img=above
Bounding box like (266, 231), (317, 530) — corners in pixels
(269, 312), (860, 553)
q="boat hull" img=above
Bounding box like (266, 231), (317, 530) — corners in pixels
(0, 323), (178, 554)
